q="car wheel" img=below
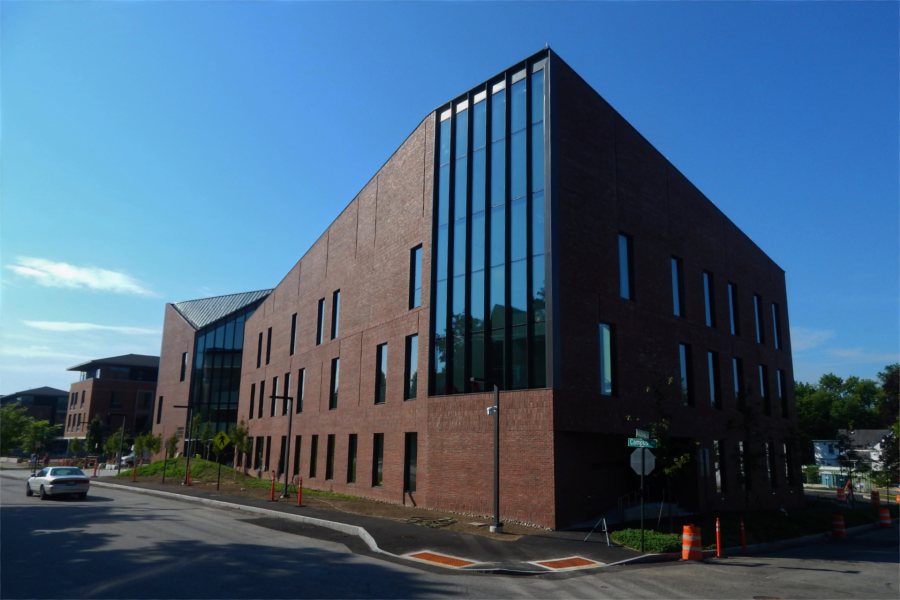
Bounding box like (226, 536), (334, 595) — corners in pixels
(39, 485), (48, 500)
(26, 483), (33, 497)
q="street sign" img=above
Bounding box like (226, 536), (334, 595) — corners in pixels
(635, 429), (650, 440)
(630, 448), (656, 475)
(213, 431), (231, 452)
(627, 437), (657, 448)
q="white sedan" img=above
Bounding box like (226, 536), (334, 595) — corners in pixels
(26, 467), (90, 500)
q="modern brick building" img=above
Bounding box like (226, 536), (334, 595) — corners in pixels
(1, 386), (68, 427)
(64, 354), (159, 443)
(160, 49), (800, 528)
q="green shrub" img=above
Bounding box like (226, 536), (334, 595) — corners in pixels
(610, 528), (681, 553)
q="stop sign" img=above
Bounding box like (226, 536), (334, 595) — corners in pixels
(630, 448), (655, 475)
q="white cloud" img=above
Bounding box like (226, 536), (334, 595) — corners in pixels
(22, 320), (159, 336)
(5, 256), (155, 296)
(827, 347), (900, 363)
(789, 326), (835, 351)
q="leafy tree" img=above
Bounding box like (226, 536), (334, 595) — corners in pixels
(877, 364), (899, 425)
(86, 416), (104, 455)
(165, 432), (180, 459)
(20, 420), (61, 454)
(228, 420), (251, 475)
(199, 421), (213, 459)
(0, 403), (30, 454)
(69, 437), (84, 457)
(104, 429), (125, 461)
(134, 432), (161, 466)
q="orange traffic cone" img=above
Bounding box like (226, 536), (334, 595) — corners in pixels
(831, 514), (846, 540)
(681, 525), (703, 560)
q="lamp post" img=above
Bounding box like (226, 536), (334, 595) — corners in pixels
(173, 404), (193, 485)
(471, 377), (502, 534)
(270, 392), (294, 498)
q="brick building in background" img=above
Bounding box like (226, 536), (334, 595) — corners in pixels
(158, 49), (800, 528)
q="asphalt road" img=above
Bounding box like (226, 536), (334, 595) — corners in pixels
(2, 472), (898, 599)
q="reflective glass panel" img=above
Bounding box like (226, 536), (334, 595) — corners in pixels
(599, 323), (613, 396)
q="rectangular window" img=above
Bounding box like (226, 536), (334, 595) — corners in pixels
(296, 368), (305, 413)
(771, 303), (782, 350)
(618, 233), (634, 300)
(278, 435), (286, 475)
(753, 294), (765, 344)
(737, 440), (749, 491)
(732, 357), (745, 409)
(264, 436), (271, 473)
(110, 391), (121, 407)
(765, 441), (776, 489)
(702, 271), (716, 328)
(374, 343), (388, 404)
(727, 282), (739, 335)
(679, 343), (693, 406)
(180, 352), (188, 382)
(282, 372), (291, 415)
(265, 327), (272, 365)
(249, 383), (255, 419)
(254, 436), (264, 470)
(371, 433), (384, 487)
(258, 380), (265, 419)
(156, 396), (164, 425)
(759, 364), (770, 415)
(707, 351), (720, 409)
(329, 357), (340, 410)
(256, 332), (263, 368)
(270, 376), (278, 417)
(409, 245), (422, 309)
(713, 440), (727, 494)
(316, 298), (325, 345)
(347, 434), (357, 483)
(290, 313), (297, 356)
(404, 334), (418, 400)
(309, 435), (318, 478)
(783, 442), (794, 486)
(671, 257), (684, 317)
(325, 434), (335, 480)
(404, 432), (418, 493)
(776, 369), (787, 417)
(331, 290), (341, 339)
(293, 435), (301, 476)
(80, 390), (84, 406)
(598, 323), (614, 396)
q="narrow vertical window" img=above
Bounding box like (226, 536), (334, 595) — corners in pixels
(270, 376), (278, 417)
(156, 396), (164, 425)
(404, 432), (418, 493)
(737, 441), (748, 491)
(347, 434), (357, 483)
(618, 233), (634, 300)
(316, 298), (325, 345)
(409, 245), (422, 309)
(727, 282), (739, 335)
(293, 435), (301, 476)
(707, 351), (720, 409)
(258, 380), (265, 419)
(296, 368), (305, 414)
(783, 442), (794, 486)
(372, 433), (384, 487)
(732, 357), (745, 409)
(325, 434), (335, 480)
(404, 334), (418, 400)
(282, 372), (291, 415)
(256, 332), (263, 368)
(759, 364), (770, 415)
(374, 343), (388, 404)
(771, 303), (782, 350)
(278, 435), (286, 475)
(776, 369), (787, 417)
(309, 435), (318, 478)
(714, 440), (727, 494)
(264, 437), (271, 472)
(265, 327), (272, 365)
(753, 294), (765, 344)
(249, 383), (255, 419)
(765, 441), (776, 489)
(289, 313), (297, 356)
(702, 271), (716, 328)
(679, 343), (694, 406)
(671, 257), (684, 317)
(329, 357), (340, 410)
(180, 352), (188, 382)
(598, 323), (614, 396)
(331, 290), (341, 339)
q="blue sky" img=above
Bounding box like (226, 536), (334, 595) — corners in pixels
(1, 1), (897, 395)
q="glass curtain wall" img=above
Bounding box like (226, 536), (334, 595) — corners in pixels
(431, 58), (547, 395)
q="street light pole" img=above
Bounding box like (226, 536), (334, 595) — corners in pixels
(471, 377), (503, 534)
(270, 392), (294, 498)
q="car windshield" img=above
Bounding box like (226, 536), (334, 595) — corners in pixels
(51, 468), (85, 477)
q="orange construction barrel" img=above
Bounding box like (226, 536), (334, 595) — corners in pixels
(836, 487), (846, 502)
(878, 508), (892, 528)
(682, 524), (703, 560)
(832, 514), (846, 540)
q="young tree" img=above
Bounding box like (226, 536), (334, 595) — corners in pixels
(69, 437), (84, 458)
(199, 422), (213, 459)
(86, 416), (104, 455)
(228, 419), (251, 475)
(104, 429), (124, 462)
(134, 432), (162, 466)
(165, 432), (180, 459)
(20, 420), (61, 455)
(0, 403), (30, 454)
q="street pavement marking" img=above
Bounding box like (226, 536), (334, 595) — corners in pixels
(406, 551), (478, 568)
(533, 556), (603, 571)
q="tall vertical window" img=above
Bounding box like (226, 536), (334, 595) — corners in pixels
(598, 323), (614, 396)
(732, 357), (745, 409)
(713, 440), (727, 494)
(771, 303), (782, 350)
(264, 437), (271, 472)
(258, 380), (265, 419)
(325, 434), (335, 480)
(374, 343), (388, 404)
(270, 376), (278, 417)
(156, 396), (164, 424)
(372, 433), (384, 487)
(759, 364), (770, 415)
(671, 257), (684, 317)
(727, 282), (739, 335)
(289, 313), (297, 355)
(309, 435), (318, 478)
(256, 332), (263, 368)
(180, 352), (188, 381)
(277, 436), (286, 475)
(329, 357), (340, 410)
(316, 298), (325, 345)
(282, 372), (291, 415)
(753, 294), (765, 344)
(702, 271), (716, 327)
(776, 369), (787, 417)
(707, 351), (720, 409)
(265, 327), (272, 365)
(679, 343), (693, 406)
(783, 442), (794, 486)
(404, 334), (418, 400)
(293, 435), (301, 476)
(249, 384), (255, 419)
(404, 432), (418, 493)
(765, 441), (776, 489)
(347, 434), (357, 484)
(295, 368), (305, 413)
(618, 233), (634, 300)
(409, 246), (422, 309)
(331, 290), (341, 339)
